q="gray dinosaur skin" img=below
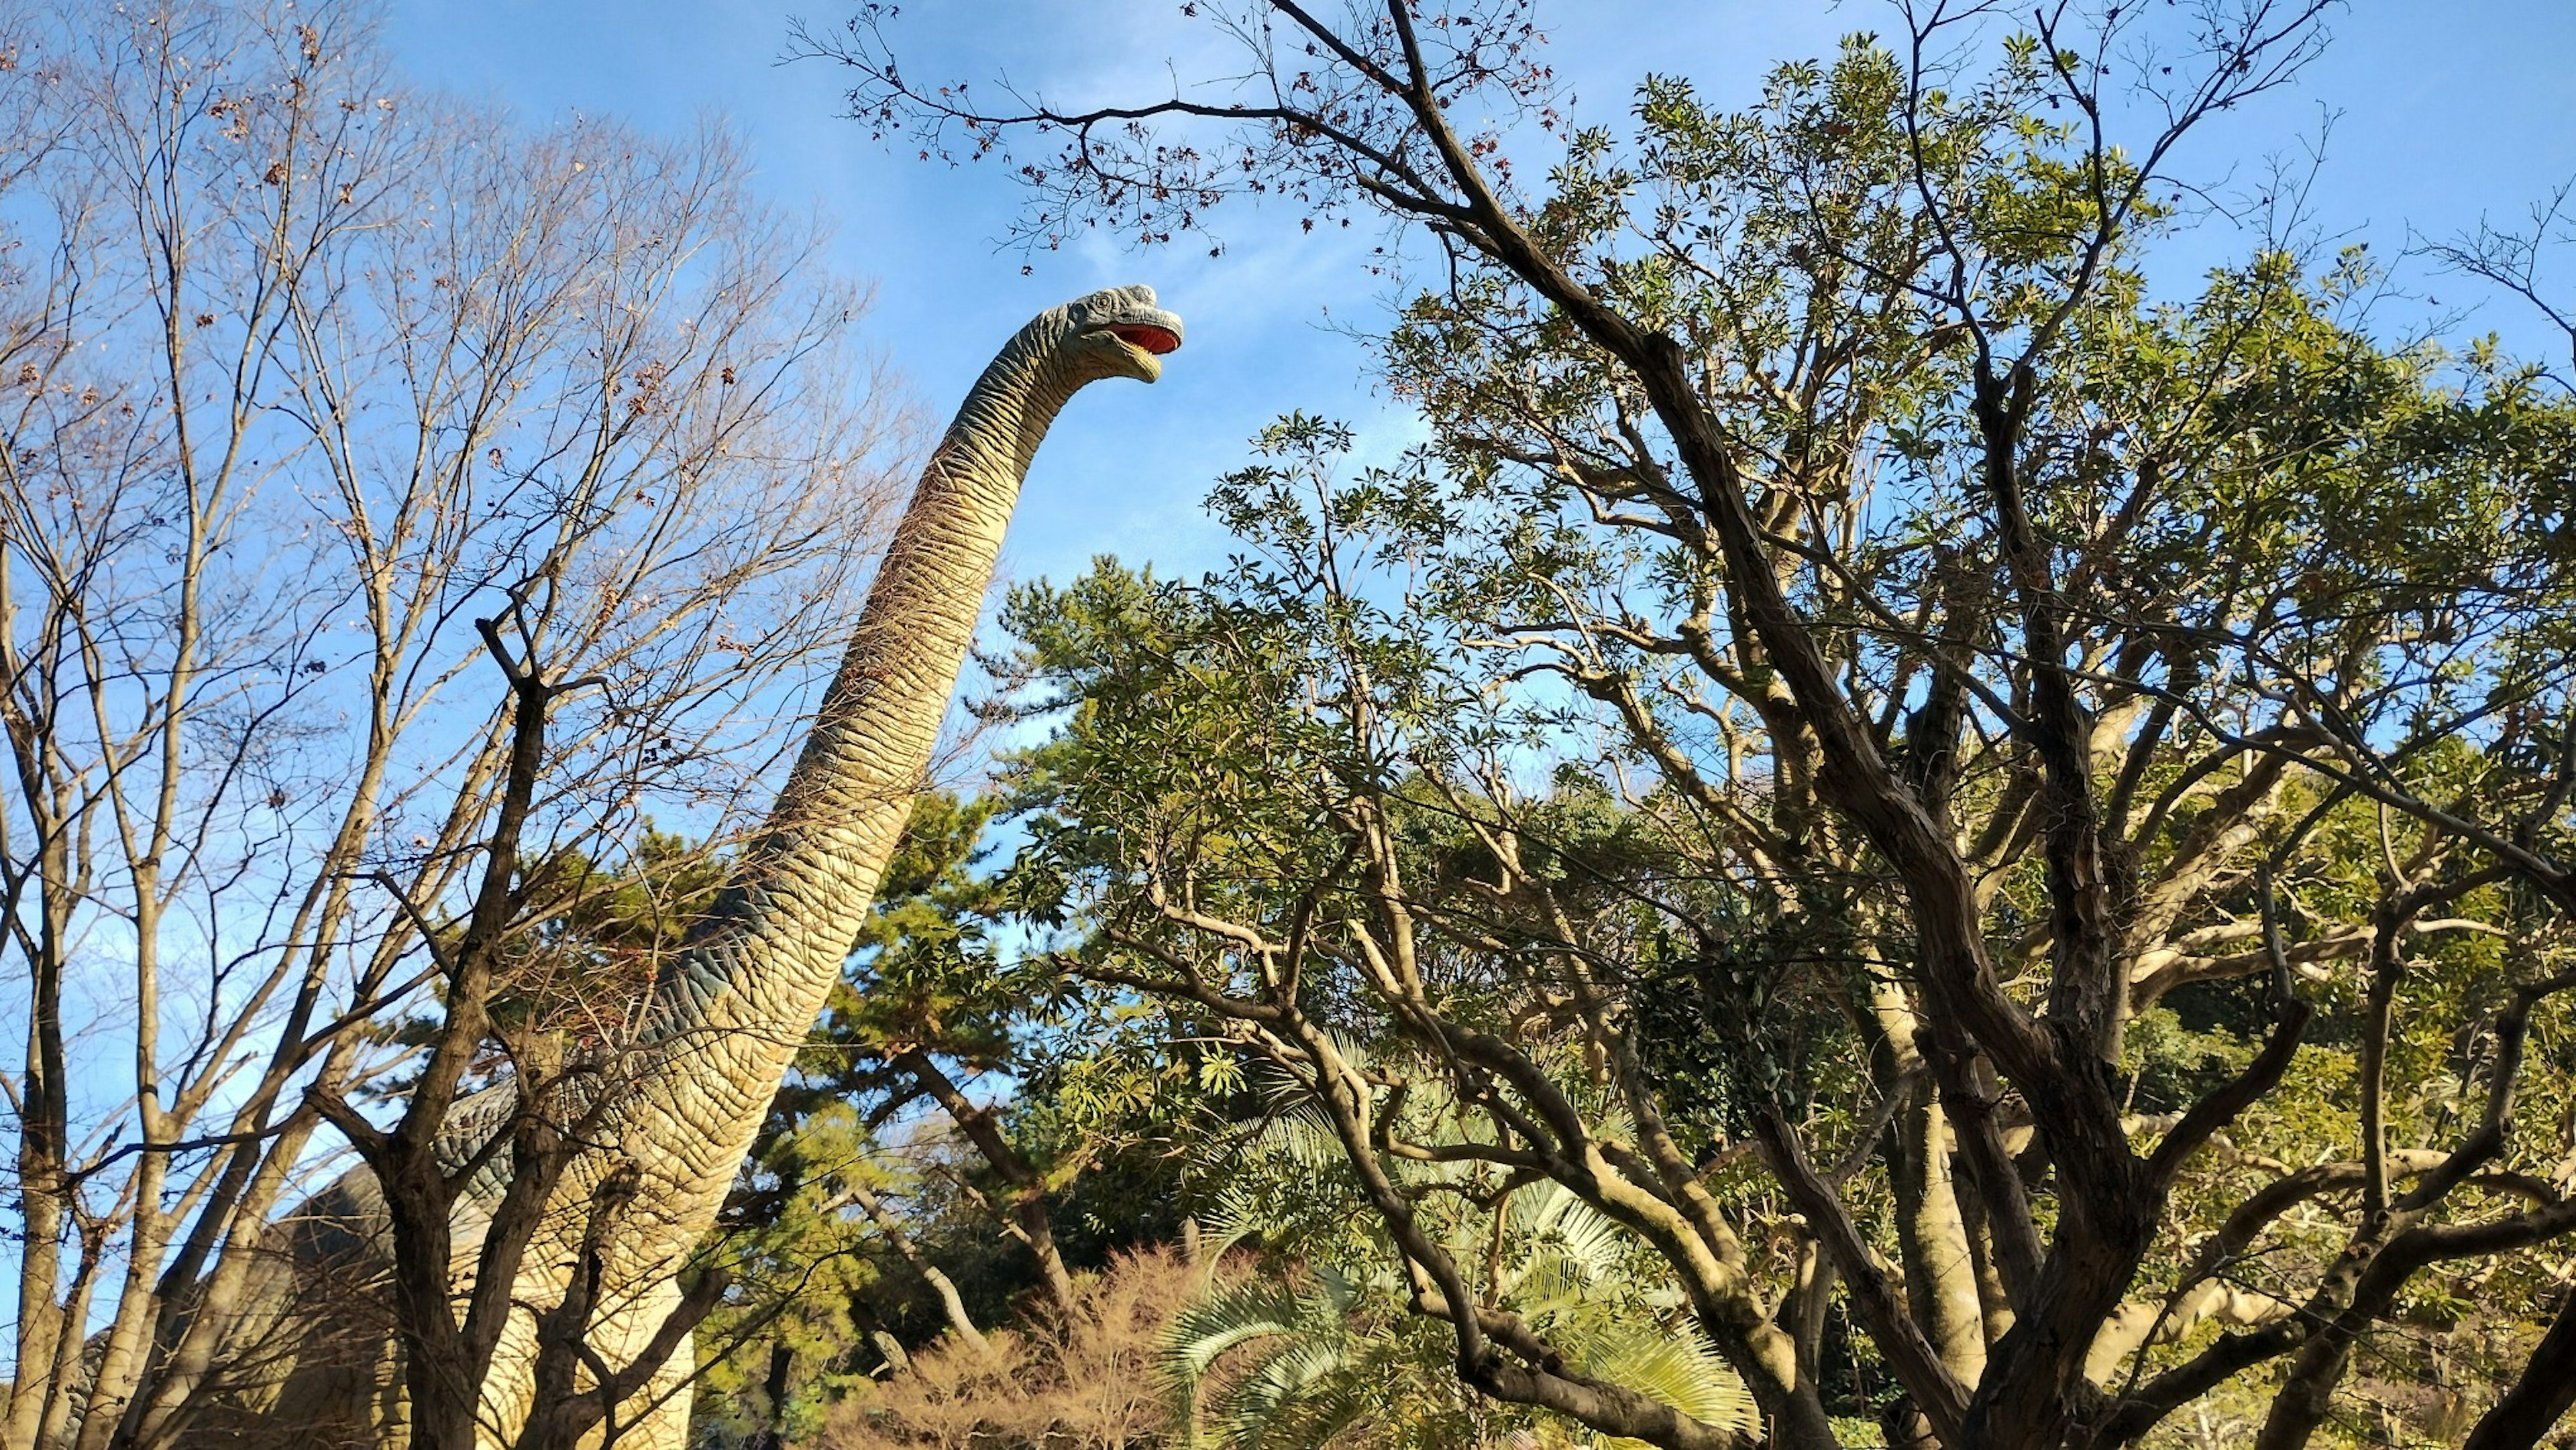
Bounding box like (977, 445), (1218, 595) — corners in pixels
(164, 286), (1183, 1450)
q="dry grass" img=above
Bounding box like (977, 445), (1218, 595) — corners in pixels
(813, 1247), (1203, 1450)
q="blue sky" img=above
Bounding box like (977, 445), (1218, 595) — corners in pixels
(385, 0), (2576, 597)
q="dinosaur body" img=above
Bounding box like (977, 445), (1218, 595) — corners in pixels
(492, 281), (1181, 1448)
(168, 286), (1183, 1450)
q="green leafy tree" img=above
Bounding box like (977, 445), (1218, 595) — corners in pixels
(830, 6), (2576, 1447)
(1163, 1088), (1761, 1450)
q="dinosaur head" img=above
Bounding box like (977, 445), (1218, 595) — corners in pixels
(1047, 283), (1185, 384)
(943, 284), (1185, 474)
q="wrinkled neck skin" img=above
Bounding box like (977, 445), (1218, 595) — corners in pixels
(649, 311), (1112, 1023)
(639, 317), (1111, 1204)
(934, 327), (1106, 494)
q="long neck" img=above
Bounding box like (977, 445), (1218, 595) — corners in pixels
(669, 339), (1074, 1008)
(615, 338), (1081, 1240)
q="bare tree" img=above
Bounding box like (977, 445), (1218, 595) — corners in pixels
(0, 3), (910, 1445)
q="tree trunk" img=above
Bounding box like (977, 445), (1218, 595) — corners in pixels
(849, 1182), (989, 1357)
(2466, 1285), (2576, 1450)
(893, 1049), (1077, 1316)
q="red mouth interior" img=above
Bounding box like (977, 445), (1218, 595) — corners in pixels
(1108, 323), (1182, 355)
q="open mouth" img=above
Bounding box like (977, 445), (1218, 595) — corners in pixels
(1107, 323), (1182, 356)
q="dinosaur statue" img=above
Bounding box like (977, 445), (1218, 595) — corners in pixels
(160, 284), (1183, 1450)
(509, 280), (1183, 1448)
